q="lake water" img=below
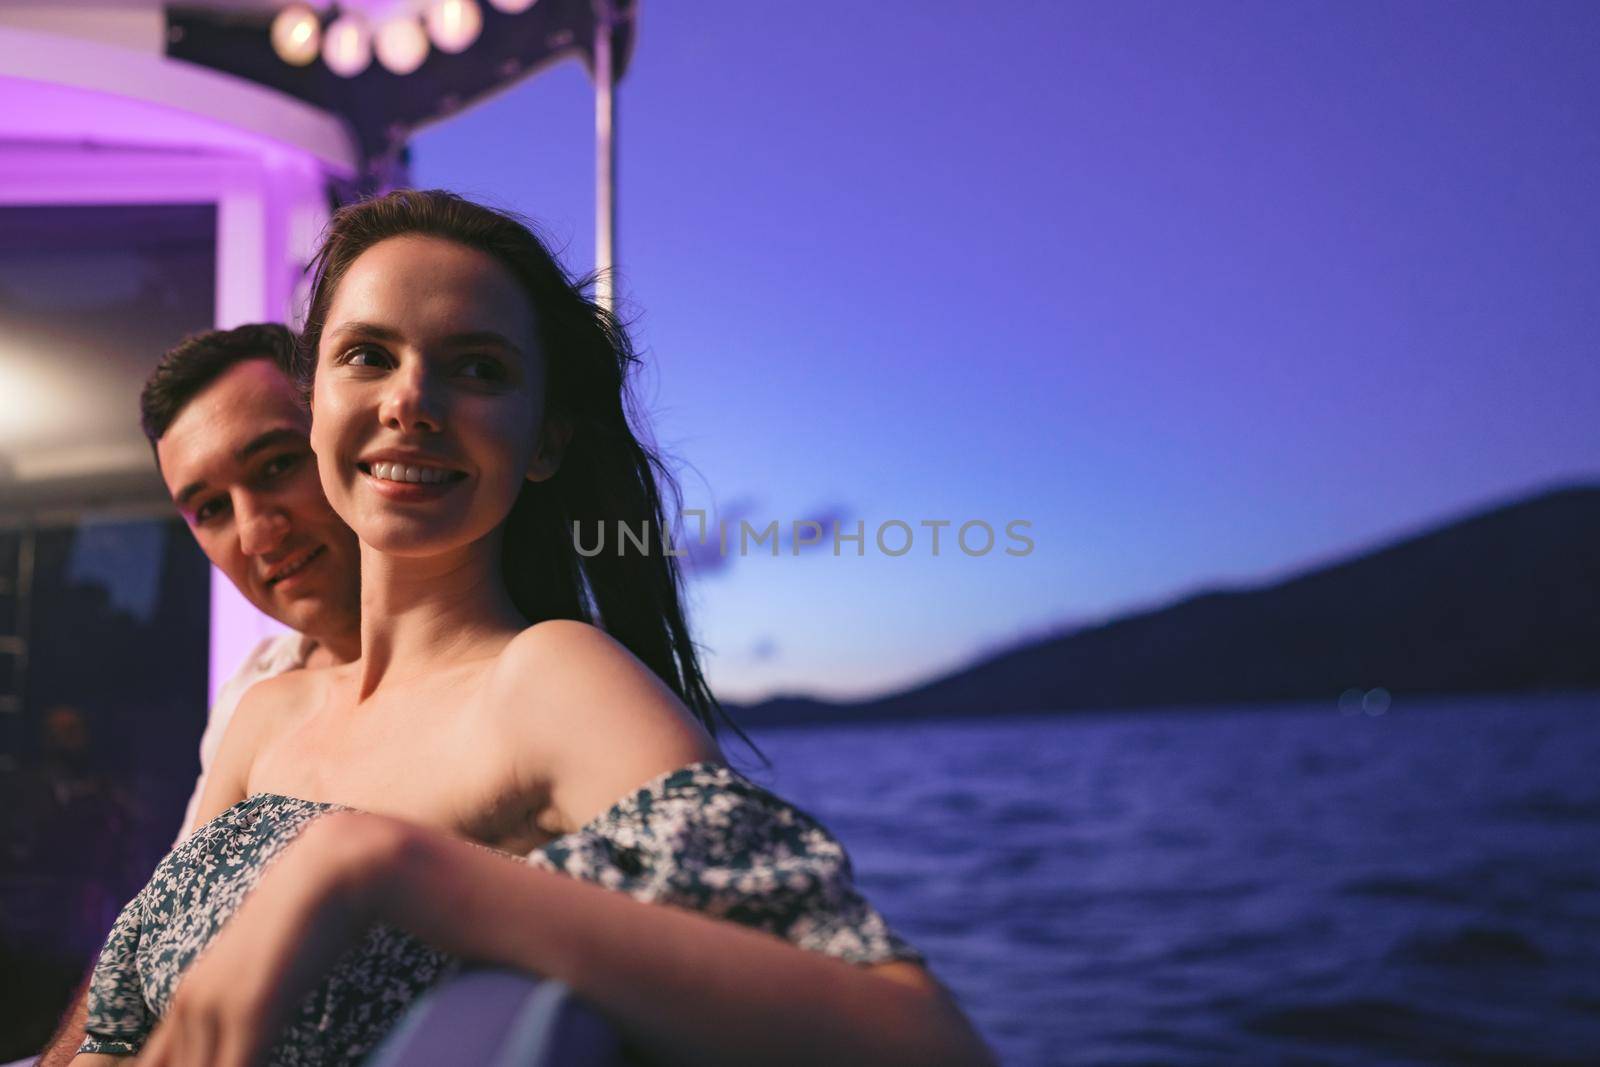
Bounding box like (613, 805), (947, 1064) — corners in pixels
(740, 693), (1600, 1066)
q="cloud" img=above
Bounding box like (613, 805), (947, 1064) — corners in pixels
(782, 503), (851, 555)
(676, 496), (857, 578)
(678, 495), (761, 578)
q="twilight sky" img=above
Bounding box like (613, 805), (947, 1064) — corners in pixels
(413, 1), (1600, 703)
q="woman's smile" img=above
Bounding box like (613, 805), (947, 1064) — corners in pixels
(364, 461), (461, 485)
(357, 458), (470, 502)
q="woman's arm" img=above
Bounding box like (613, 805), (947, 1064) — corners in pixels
(404, 619), (993, 1064)
(341, 812), (996, 1067)
(379, 620), (991, 1064)
(132, 804), (994, 1067)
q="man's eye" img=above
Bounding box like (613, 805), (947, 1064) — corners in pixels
(194, 497), (229, 523)
(263, 454), (302, 478)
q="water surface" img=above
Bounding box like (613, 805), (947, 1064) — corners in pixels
(743, 693), (1600, 1066)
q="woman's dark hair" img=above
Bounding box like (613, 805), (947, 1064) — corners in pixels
(297, 189), (761, 763)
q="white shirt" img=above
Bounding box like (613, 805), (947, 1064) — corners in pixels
(173, 631), (318, 848)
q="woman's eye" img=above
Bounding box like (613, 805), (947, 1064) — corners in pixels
(460, 358), (508, 382)
(342, 345), (391, 369)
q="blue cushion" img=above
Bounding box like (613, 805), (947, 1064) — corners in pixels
(364, 968), (624, 1067)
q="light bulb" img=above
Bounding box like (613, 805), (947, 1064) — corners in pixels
(270, 3), (321, 66)
(488, 0), (537, 12)
(426, 0), (482, 54)
(322, 14), (372, 78)
(376, 16), (430, 75)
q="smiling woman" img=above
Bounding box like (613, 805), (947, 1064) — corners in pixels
(308, 233), (553, 564)
(70, 190), (995, 1067)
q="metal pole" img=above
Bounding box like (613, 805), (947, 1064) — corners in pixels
(593, 3), (617, 312)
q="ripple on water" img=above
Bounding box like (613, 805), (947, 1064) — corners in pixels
(1385, 925), (1548, 968)
(1488, 791), (1600, 826)
(992, 799), (1065, 824)
(925, 789), (985, 815)
(1138, 824), (1212, 851)
(1162, 926), (1299, 965)
(1000, 919), (1086, 949)
(990, 846), (1047, 874)
(1241, 994), (1597, 1067)
(1117, 878), (1266, 906)
(1242, 996), (1454, 1053)
(1338, 873), (1478, 906)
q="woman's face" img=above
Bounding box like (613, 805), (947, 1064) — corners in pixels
(310, 234), (558, 558)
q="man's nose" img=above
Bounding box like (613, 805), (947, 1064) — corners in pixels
(379, 364), (444, 436)
(237, 499), (290, 557)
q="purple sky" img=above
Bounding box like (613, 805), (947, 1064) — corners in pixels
(413, 1), (1600, 702)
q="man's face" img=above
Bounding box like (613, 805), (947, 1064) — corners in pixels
(157, 358), (360, 638)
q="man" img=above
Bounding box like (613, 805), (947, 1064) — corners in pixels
(36, 323), (362, 1066)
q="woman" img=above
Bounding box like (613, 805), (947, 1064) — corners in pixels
(73, 191), (994, 1066)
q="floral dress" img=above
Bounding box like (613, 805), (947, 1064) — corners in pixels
(78, 760), (924, 1064)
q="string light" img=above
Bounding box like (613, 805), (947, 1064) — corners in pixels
(268, 0), (528, 76)
(426, 0), (483, 54)
(269, 3), (320, 66)
(322, 13), (373, 78)
(375, 16), (430, 75)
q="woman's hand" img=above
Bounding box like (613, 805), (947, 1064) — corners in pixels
(136, 812), (400, 1067)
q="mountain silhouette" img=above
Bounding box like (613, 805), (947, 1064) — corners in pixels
(722, 483), (1600, 726)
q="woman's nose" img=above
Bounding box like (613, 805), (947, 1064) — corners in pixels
(378, 365), (444, 436)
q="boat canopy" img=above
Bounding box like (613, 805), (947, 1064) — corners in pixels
(0, 0), (630, 521)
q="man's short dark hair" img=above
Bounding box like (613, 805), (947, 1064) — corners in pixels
(140, 323), (297, 448)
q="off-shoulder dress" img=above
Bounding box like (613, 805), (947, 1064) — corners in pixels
(77, 760), (924, 1064)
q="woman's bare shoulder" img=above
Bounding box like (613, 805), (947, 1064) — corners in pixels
(234, 662), (329, 734)
(186, 666), (333, 833)
(490, 620), (704, 733)
(486, 620), (722, 830)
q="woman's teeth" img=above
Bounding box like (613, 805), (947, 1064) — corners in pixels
(367, 461), (458, 484)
